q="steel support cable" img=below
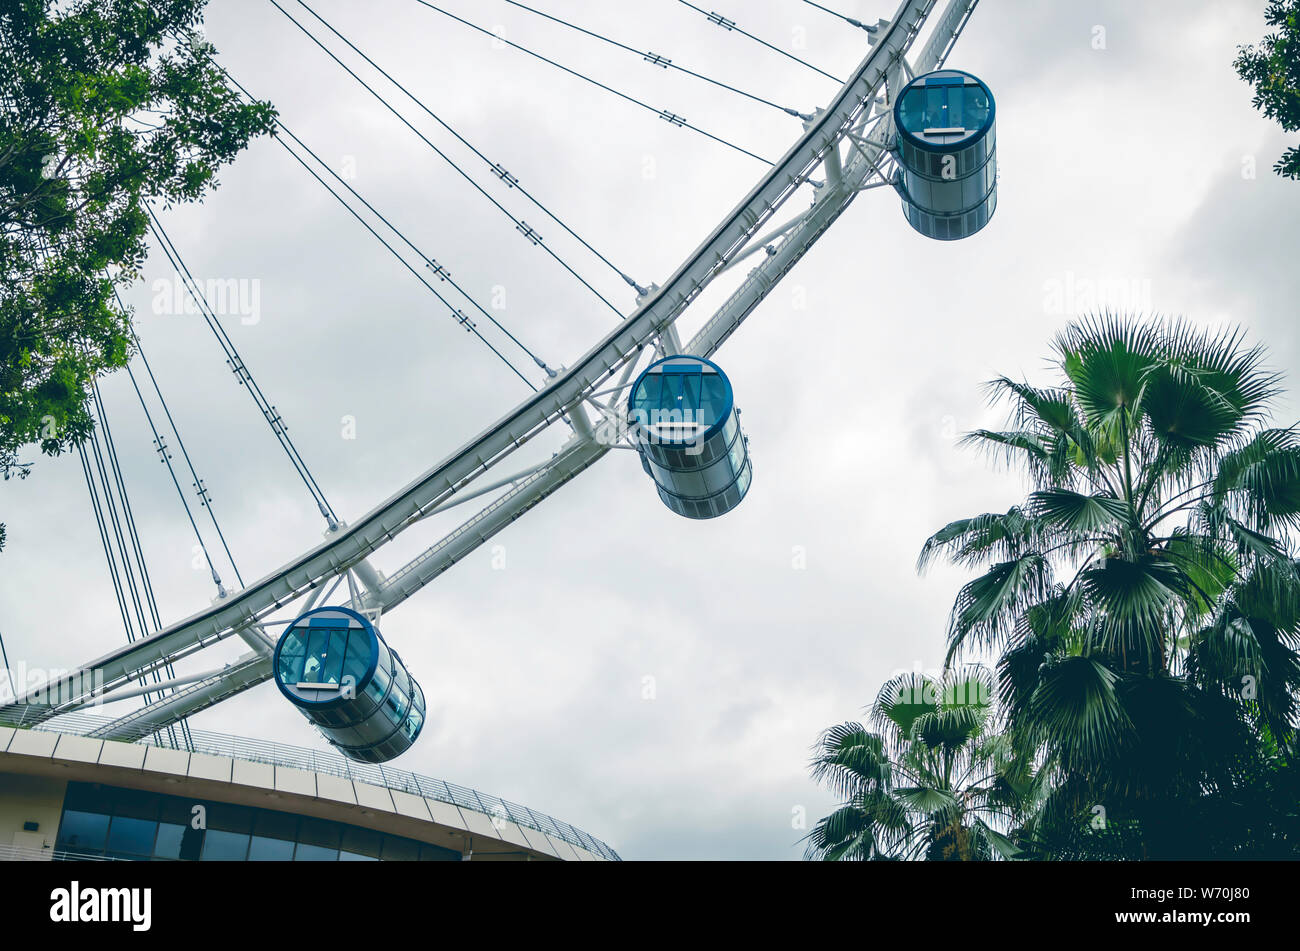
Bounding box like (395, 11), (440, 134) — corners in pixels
(401, 0), (776, 165)
(290, 1), (652, 298)
(117, 324), (240, 589)
(800, 0), (881, 32)
(36, 239), (183, 734)
(266, 0), (629, 317)
(141, 206), (340, 525)
(144, 213), (334, 524)
(120, 297), (246, 589)
(253, 133), (542, 394)
(77, 444), (136, 659)
(91, 381), (166, 633)
(675, 0), (846, 83)
(144, 210), (336, 524)
(90, 403), (194, 751)
(218, 68), (557, 382)
(0, 628), (14, 701)
(500, 0), (813, 119)
(89, 384), (195, 750)
(86, 405), (149, 654)
(81, 400), (186, 749)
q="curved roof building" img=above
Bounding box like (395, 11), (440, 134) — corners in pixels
(0, 719), (618, 862)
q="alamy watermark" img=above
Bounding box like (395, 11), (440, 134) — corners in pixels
(151, 272), (262, 325)
(1, 663), (106, 707)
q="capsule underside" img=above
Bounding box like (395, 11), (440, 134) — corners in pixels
(894, 70), (997, 241)
(273, 608), (425, 764)
(629, 357), (752, 519)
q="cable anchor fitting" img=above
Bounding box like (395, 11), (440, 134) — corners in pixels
(621, 273), (651, 297)
(265, 406), (287, 435)
(515, 221), (543, 245)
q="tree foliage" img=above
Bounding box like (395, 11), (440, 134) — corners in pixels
(917, 314), (1300, 859)
(805, 668), (1038, 860)
(1236, 0), (1300, 180)
(0, 0), (274, 547)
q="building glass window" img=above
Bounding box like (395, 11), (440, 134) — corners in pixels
(56, 781), (448, 863)
(56, 810), (109, 854)
(106, 816), (158, 859)
(339, 826), (383, 861)
(200, 829), (251, 861)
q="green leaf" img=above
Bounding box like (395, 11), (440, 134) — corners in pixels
(1026, 656), (1129, 771)
(1029, 488), (1129, 533)
(1055, 313), (1160, 423)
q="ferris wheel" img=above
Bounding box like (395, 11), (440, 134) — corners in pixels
(2, 0), (994, 764)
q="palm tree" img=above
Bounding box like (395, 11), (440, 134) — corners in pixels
(805, 668), (1035, 860)
(919, 314), (1300, 859)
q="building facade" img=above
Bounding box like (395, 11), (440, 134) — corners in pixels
(0, 723), (618, 862)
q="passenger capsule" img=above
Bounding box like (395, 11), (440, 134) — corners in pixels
(272, 606), (425, 764)
(893, 69), (997, 240)
(627, 356), (752, 519)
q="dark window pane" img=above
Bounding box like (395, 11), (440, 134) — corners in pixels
(62, 781), (108, 813)
(252, 809), (298, 841)
(160, 795), (207, 832)
(700, 377), (727, 427)
(111, 787), (161, 821)
(681, 374), (702, 415)
(293, 843), (339, 861)
(302, 628), (328, 683)
(179, 826), (203, 861)
(298, 817), (341, 851)
(420, 842), (460, 862)
(57, 810), (109, 852)
(661, 373), (683, 413)
(403, 705), (424, 742)
(343, 629), (372, 687)
(385, 687), (410, 725)
(322, 629), (347, 684)
(200, 829), (250, 861)
(632, 374), (661, 414)
(153, 822), (186, 860)
(380, 836), (420, 861)
(340, 826), (383, 859)
(206, 802), (253, 834)
(248, 835), (296, 861)
(106, 816), (157, 857)
(278, 627), (307, 682)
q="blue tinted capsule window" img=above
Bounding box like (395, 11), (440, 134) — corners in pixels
(272, 607), (427, 763)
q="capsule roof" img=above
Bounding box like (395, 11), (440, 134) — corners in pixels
(894, 69), (995, 152)
(627, 355), (735, 445)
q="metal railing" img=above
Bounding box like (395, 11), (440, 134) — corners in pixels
(0, 843), (119, 862)
(5, 712), (620, 861)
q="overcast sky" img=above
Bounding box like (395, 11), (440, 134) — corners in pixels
(3, 0), (1299, 859)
